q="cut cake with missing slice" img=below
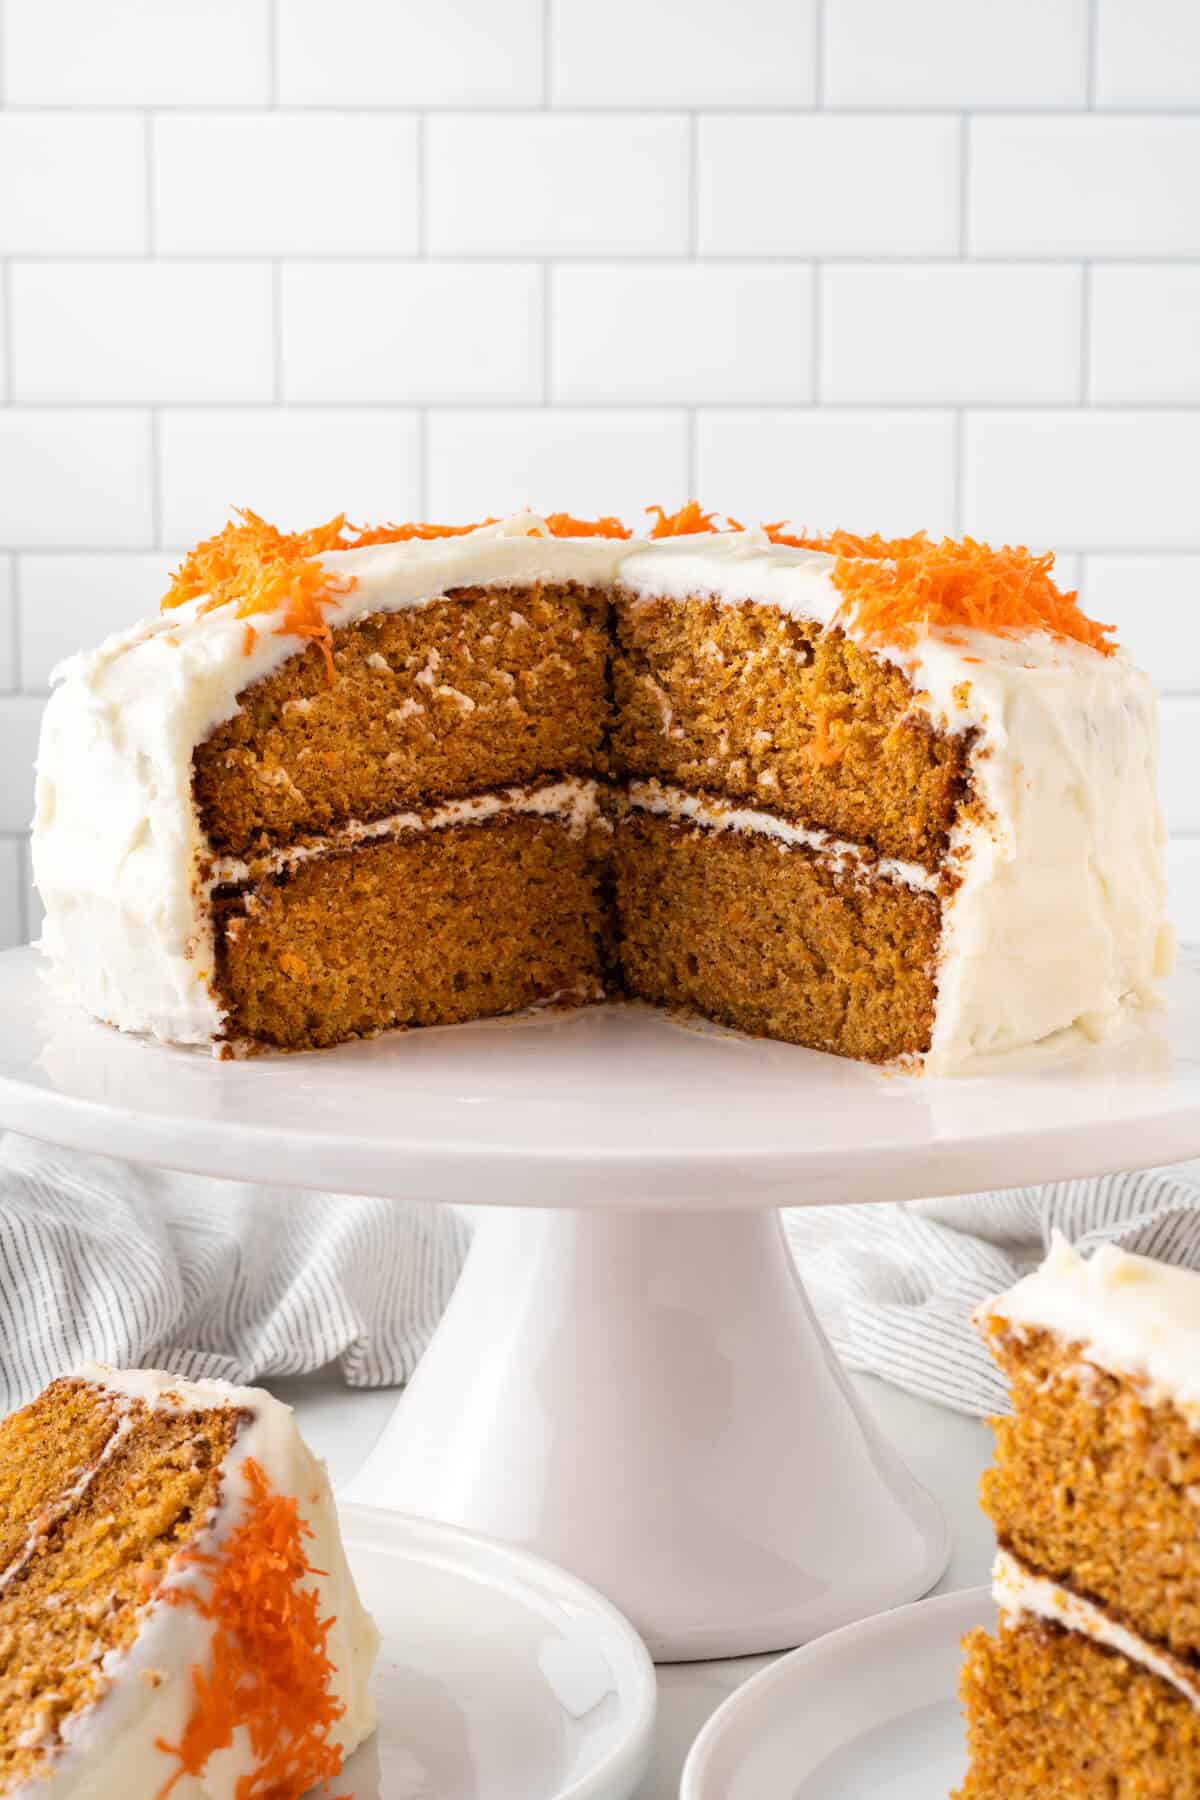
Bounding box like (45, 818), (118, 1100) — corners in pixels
(32, 504), (1172, 1069)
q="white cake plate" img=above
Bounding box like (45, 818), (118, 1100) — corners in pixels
(335, 1505), (655, 1800)
(2, 944), (1200, 1661)
(680, 1586), (991, 1798)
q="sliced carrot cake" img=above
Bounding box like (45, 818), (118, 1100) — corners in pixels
(0, 1364), (378, 1797)
(32, 504), (1171, 1069)
(959, 1239), (1200, 1797)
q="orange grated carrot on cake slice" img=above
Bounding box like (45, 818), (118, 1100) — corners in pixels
(154, 1457), (347, 1800)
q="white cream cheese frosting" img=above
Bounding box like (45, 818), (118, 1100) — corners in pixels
(993, 1547), (1200, 1710)
(208, 775), (606, 888)
(978, 1233), (1200, 1418)
(32, 510), (1171, 1069)
(11, 1364), (379, 1799)
(625, 776), (940, 894)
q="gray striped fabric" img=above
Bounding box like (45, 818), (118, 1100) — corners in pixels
(0, 1133), (469, 1411)
(1, 1131), (1197, 1417)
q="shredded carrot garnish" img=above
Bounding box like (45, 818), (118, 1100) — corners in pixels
(350, 518), (497, 546)
(163, 509), (359, 680)
(543, 512), (632, 539)
(646, 501), (744, 537)
(162, 509), (626, 679)
(777, 528), (1116, 657)
(162, 506), (1116, 667)
(240, 623), (256, 656)
(155, 1458), (347, 1800)
(647, 501), (720, 538)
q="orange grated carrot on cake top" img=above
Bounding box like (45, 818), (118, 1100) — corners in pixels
(646, 501), (744, 537)
(765, 525), (1115, 657)
(542, 512), (632, 539)
(163, 506), (1115, 670)
(155, 1457), (347, 1800)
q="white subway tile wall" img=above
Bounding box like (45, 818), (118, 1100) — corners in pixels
(0, 0), (1197, 944)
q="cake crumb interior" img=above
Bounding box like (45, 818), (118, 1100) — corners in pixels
(198, 580), (959, 1061)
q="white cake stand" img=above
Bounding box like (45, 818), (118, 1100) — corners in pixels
(2, 944), (1200, 1663)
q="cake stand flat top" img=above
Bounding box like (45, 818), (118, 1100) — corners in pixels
(1, 945), (1198, 1210)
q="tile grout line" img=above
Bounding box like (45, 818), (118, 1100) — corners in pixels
(7, 399), (1200, 415)
(541, 0), (552, 105)
(1079, 262), (1093, 403)
(1086, 0), (1100, 107)
(143, 113), (155, 255)
(810, 264), (822, 403)
(417, 408), (429, 517)
(268, 0), (281, 106)
(144, 107), (161, 549)
(7, 253), (1200, 269)
(952, 410), (965, 534)
(415, 113), (428, 258)
(8, 555), (21, 694)
(813, 0), (826, 107)
(687, 114), (699, 256)
(957, 115), (970, 257)
(271, 261), (284, 402)
(0, 258), (13, 403)
(149, 409), (163, 549)
(541, 262), (552, 405)
(5, 102), (1199, 117)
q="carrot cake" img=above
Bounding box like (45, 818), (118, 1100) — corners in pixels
(32, 504), (1171, 1068)
(959, 1238), (1200, 1796)
(0, 1364), (378, 1798)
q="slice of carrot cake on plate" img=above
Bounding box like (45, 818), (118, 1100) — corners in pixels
(0, 1363), (377, 1798)
(959, 1238), (1200, 1796)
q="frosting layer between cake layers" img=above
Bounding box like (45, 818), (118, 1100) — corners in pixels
(32, 513), (1171, 1069)
(12, 1365), (379, 1800)
(993, 1547), (1200, 1712)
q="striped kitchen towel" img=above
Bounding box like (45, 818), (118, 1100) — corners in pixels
(1, 1130), (1197, 1416)
(0, 1132), (468, 1411)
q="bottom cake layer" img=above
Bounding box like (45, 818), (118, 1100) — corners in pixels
(614, 807), (939, 1064)
(209, 780), (942, 1057)
(214, 807), (612, 1050)
(958, 1615), (1200, 1798)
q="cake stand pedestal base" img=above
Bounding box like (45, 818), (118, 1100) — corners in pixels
(343, 1205), (949, 1662)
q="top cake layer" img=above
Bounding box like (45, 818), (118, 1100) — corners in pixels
(31, 506), (1171, 1068)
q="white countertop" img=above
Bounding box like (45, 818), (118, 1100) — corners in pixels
(273, 1363), (994, 1800)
